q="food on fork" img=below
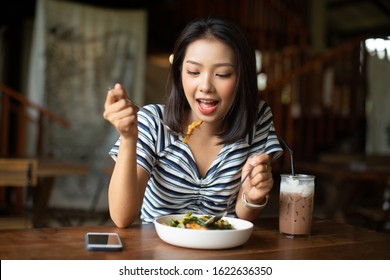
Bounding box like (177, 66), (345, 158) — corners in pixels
(183, 120), (203, 143)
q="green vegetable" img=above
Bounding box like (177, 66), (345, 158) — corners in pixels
(165, 212), (233, 230)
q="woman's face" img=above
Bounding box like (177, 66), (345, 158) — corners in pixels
(181, 38), (237, 128)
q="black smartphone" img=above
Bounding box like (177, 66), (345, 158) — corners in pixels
(84, 232), (123, 251)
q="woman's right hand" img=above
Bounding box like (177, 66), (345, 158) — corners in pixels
(103, 83), (138, 139)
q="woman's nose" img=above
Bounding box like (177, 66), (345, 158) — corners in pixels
(200, 74), (214, 93)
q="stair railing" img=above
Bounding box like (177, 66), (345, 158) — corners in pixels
(0, 83), (70, 157)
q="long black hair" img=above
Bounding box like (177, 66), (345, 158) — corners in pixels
(164, 16), (260, 144)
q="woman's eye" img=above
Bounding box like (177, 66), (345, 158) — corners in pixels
(216, 73), (232, 78)
(186, 70), (199, 76)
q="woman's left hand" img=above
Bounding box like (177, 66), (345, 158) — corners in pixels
(241, 153), (273, 204)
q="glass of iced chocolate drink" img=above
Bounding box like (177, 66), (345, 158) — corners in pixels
(279, 174), (315, 238)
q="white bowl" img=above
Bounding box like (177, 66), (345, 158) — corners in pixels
(154, 214), (253, 249)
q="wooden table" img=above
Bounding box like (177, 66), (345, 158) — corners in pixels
(0, 217), (389, 260)
(32, 158), (89, 227)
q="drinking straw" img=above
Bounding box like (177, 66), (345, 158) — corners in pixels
(278, 138), (295, 176)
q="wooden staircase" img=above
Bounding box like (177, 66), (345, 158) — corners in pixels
(261, 37), (367, 169)
(0, 83), (70, 217)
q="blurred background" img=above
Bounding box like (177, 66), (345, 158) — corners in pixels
(1, 0), (389, 231)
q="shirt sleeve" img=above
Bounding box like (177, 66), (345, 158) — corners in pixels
(136, 105), (159, 176)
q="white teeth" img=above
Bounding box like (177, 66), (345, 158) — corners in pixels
(199, 99), (215, 104)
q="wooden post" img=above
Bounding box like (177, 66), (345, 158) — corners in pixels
(0, 95), (10, 157)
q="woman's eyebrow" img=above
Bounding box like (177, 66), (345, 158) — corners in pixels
(185, 60), (235, 67)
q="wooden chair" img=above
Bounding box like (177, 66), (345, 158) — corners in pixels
(318, 153), (390, 231)
(354, 180), (390, 232)
(0, 158), (38, 229)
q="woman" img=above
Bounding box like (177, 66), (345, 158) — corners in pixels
(103, 16), (282, 228)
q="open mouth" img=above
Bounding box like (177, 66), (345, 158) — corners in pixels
(197, 98), (219, 114)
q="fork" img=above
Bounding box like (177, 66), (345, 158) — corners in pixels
(124, 98), (183, 137)
(204, 166), (253, 226)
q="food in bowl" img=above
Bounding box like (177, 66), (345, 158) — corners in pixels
(165, 211), (233, 230)
(154, 214), (254, 249)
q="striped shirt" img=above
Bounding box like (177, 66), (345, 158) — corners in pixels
(109, 101), (283, 223)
